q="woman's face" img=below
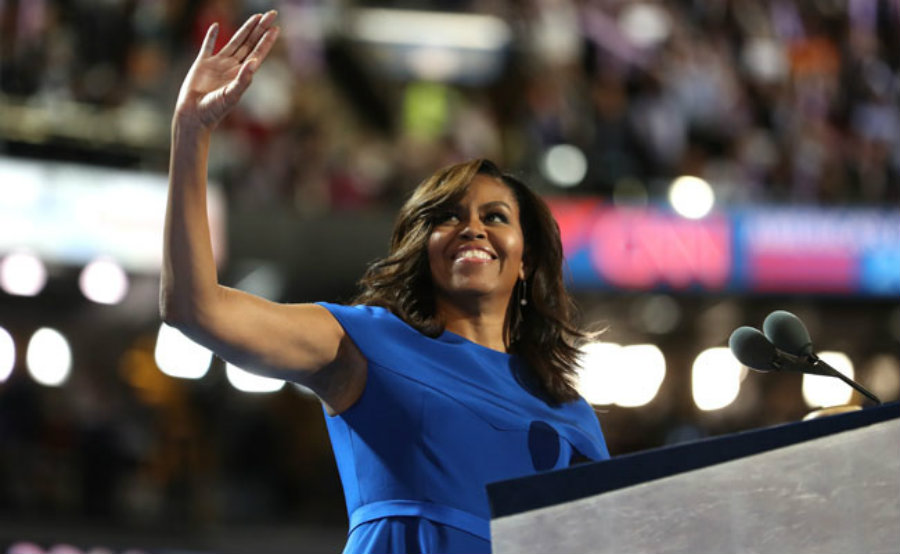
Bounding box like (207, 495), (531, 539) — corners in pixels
(427, 175), (526, 309)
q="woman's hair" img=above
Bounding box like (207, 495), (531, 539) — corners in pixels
(353, 158), (588, 404)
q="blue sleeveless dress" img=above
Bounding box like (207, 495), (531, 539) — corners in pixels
(318, 303), (610, 554)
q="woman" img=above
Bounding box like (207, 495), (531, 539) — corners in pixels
(161, 11), (609, 554)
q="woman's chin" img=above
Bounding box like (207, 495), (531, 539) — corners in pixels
(437, 286), (512, 306)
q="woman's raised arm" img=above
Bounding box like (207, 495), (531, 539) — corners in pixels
(160, 12), (365, 414)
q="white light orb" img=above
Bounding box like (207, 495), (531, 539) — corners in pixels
(669, 175), (715, 219)
(803, 351), (855, 408)
(154, 324), (212, 380)
(692, 347), (745, 411)
(578, 342), (666, 407)
(577, 342), (623, 406)
(541, 144), (588, 188)
(0, 252), (48, 296)
(79, 257), (129, 305)
(225, 363), (285, 393)
(26, 327), (72, 387)
(615, 344), (666, 407)
(0, 325), (15, 382)
(618, 3), (671, 49)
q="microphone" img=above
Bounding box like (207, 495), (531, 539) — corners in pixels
(728, 313), (882, 405)
(728, 326), (829, 375)
(763, 310), (813, 356)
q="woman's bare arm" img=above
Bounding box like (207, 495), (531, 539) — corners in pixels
(160, 12), (364, 414)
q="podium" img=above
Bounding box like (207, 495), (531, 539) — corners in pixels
(487, 403), (899, 554)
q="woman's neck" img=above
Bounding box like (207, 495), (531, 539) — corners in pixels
(436, 296), (510, 352)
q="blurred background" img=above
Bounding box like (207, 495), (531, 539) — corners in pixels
(1, 0), (898, 552)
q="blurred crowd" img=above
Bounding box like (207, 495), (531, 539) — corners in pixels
(1, 0), (898, 212)
(0, 335), (347, 534)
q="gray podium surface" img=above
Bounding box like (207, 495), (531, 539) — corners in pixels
(491, 418), (900, 554)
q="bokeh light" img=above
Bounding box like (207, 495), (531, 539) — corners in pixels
(0, 324), (15, 382)
(0, 251), (47, 297)
(578, 342), (666, 407)
(668, 176), (715, 219)
(617, 3), (671, 49)
(578, 342), (622, 406)
(693, 347), (746, 411)
(541, 144), (588, 188)
(79, 257), (129, 305)
(225, 362), (285, 393)
(802, 351), (855, 408)
(26, 328), (72, 387)
(154, 323), (212, 380)
(615, 344), (666, 407)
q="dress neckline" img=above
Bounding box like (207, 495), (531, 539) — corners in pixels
(436, 329), (513, 358)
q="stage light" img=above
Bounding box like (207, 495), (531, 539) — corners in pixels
(692, 347), (746, 411)
(802, 351), (854, 408)
(26, 328), (71, 387)
(0, 251), (47, 296)
(541, 144), (588, 188)
(577, 342), (622, 405)
(578, 342), (666, 407)
(351, 9), (511, 51)
(668, 175), (714, 219)
(154, 324), (211, 380)
(225, 362), (285, 393)
(79, 257), (129, 304)
(615, 344), (666, 407)
(0, 325), (14, 383)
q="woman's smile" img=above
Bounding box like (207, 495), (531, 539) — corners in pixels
(453, 246), (497, 264)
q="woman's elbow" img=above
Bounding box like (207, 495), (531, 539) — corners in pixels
(158, 290), (193, 329)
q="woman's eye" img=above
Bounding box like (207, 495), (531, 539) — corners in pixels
(485, 212), (509, 223)
(436, 211), (459, 223)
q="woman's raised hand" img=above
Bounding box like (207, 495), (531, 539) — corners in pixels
(174, 11), (280, 129)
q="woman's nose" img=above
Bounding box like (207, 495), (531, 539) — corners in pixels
(460, 219), (486, 239)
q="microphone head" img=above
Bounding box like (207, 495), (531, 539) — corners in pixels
(728, 326), (779, 371)
(763, 310), (813, 356)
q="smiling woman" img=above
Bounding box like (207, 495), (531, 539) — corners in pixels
(160, 11), (609, 554)
(355, 158), (591, 403)
(428, 175), (526, 329)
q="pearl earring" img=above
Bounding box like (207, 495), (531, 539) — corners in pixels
(520, 279), (528, 306)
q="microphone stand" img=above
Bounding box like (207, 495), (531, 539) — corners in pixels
(810, 356), (882, 405)
(769, 350), (883, 405)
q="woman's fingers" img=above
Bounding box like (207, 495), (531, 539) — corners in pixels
(199, 22), (219, 58)
(233, 11), (278, 62)
(219, 10), (277, 61)
(222, 57), (259, 104)
(179, 12), (278, 127)
(219, 13), (263, 58)
(245, 26), (280, 67)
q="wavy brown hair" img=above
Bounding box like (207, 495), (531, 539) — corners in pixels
(353, 158), (588, 404)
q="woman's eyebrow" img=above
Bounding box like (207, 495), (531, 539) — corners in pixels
(480, 201), (513, 210)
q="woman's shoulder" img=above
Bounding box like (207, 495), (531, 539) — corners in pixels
(316, 302), (424, 359)
(316, 302), (399, 326)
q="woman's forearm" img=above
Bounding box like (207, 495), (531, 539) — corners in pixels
(159, 117), (219, 327)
